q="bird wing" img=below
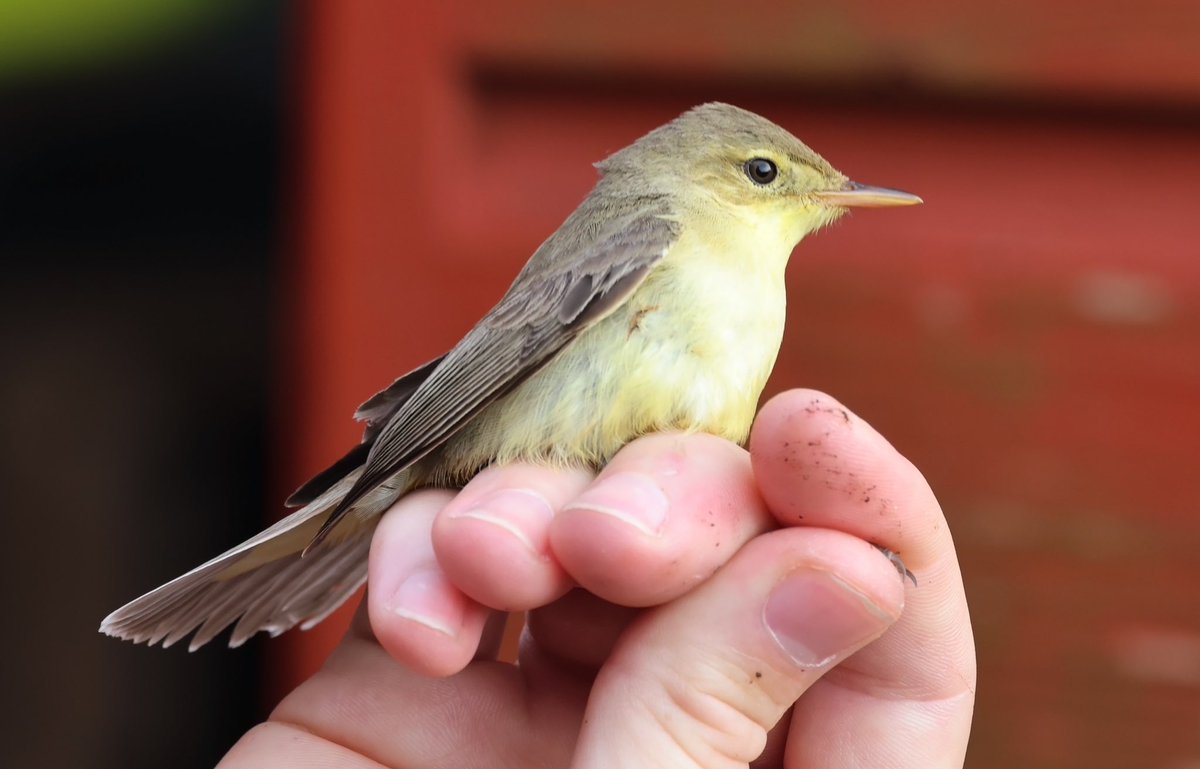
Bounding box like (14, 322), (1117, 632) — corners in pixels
(284, 353), (446, 507)
(354, 353), (448, 436)
(310, 207), (680, 546)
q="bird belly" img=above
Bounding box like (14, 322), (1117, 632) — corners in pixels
(432, 250), (788, 482)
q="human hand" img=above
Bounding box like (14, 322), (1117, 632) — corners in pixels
(219, 389), (975, 768)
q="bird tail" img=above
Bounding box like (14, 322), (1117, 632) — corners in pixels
(100, 469), (404, 651)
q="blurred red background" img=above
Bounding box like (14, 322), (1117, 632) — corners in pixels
(3, 1), (1197, 767)
(281, 2), (1200, 767)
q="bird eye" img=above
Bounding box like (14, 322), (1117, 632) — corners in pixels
(744, 158), (778, 185)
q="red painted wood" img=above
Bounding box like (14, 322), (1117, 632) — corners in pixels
(279, 3), (1200, 765)
(460, 0), (1200, 104)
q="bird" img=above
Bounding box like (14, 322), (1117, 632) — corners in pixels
(100, 102), (921, 651)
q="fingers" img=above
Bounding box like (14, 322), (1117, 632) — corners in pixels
(750, 390), (946, 574)
(375, 432), (772, 675)
(525, 588), (640, 670)
(550, 432), (774, 606)
(436, 429), (772, 609)
(374, 466), (595, 676)
(366, 489), (492, 677)
(432, 432), (775, 612)
(249, 388), (973, 769)
(751, 389), (976, 768)
(431, 463), (593, 610)
(571, 526), (905, 768)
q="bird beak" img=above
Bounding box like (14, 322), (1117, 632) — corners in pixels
(812, 181), (923, 208)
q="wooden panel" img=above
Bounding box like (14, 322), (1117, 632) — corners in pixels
(461, 0), (1200, 104)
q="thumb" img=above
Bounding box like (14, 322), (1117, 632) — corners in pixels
(571, 528), (905, 769)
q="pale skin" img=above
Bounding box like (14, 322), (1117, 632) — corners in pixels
(219, 390), (976, 768)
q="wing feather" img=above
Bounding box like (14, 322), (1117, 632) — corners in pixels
(312, 205), (679, 544)
(285, 354), (445, 507)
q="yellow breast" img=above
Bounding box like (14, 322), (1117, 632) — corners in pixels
(433, 212), (795, 481)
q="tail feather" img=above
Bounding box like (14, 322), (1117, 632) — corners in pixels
(227, 529), (372, 647)
(100, 469), (405, 651)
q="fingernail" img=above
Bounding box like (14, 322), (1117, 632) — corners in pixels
(563, 471), (669, 535)
(449, 488), (554, 555)
(763, 570), (896, 668)
(384, 569), (460, 637)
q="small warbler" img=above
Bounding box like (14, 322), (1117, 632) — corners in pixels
(101, 102), (920, 650)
